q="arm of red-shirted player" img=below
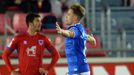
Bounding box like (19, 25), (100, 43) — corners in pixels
(2, 49), (14, 72)
(44, 38), (60, 71)
(46, 46), (60, 71)
(2, 35), (18, 73)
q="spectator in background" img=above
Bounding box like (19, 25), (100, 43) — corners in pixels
(41, 14), (57, 29)
(121, 0), (130, 6)
(130, 0), (134, 6)
(61, 0), (69, 28)
(19, 0), (31, 13)
(5, 0), (20, 11)
(62, 0), (79, 8)
(0, 38), (4, 51)
(5, 0), (29, 12)
(54, 36), (65, 52)
(61, 0), (68, 13)
(0, 0), (6, 13)
(50, 0), (62, 17)
(4, 0), (31, 26)
(61, 0), (79, 13)
(30, 0), (52, 13)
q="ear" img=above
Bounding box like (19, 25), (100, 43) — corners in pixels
(29, 22), (33, 26)
(74, 15), (78, 21)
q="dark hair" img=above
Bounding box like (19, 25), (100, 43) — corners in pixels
(70, 4), (85, 20)
(26, 13), (40, 27)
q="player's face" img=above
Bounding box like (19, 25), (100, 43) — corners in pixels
(65, 9), (76, 25)
(31, 17), (42, 32)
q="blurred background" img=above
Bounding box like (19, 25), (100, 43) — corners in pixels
(0, 0), (134, 75)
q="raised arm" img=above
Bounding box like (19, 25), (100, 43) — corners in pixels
(86, 34), (96, 45)
(56, 22), (74, 38)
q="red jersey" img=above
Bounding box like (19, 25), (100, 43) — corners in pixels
(3, 32), (60, 75)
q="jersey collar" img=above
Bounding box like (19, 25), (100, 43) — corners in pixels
(68, 23), (81, 29)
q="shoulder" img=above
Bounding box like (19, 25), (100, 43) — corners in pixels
(13, 33), (26, 39)
(38, 32), (51, 41)
(38, 32), (47, 38)
(10, 33), (26, 43)
(76, 23), (83, 29)
(38, 32), (52, 44)
(68, 26), (78, 31)
(76, 23), (86, 33)
(68, 23), (82, 30)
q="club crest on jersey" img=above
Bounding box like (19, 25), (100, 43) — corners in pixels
(38, 40), (44, 45)
(23, 41), (27, 44)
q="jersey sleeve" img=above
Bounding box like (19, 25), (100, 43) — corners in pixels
(43, 37), (60, 71)
(2, 36), (19, 72)
(7, 36), (18, 52)
(82, 31), (89, 40)
(44, 37), (55, 52)
(69, 27), (81, 38)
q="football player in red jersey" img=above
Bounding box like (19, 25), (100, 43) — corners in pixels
(2, 13), (60, 75)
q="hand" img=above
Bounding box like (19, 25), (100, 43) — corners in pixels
(87, 34), (96, 45)
(56, 22), (62, 34)
(11, 69), (21, 75)
(88, 34), (93, 37)
(39, 68), (48, 75)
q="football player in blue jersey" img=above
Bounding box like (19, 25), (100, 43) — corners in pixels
(56, 4), (96, 75)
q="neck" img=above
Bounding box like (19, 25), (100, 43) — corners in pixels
(27, 28), (37, 36)
(71, 20), (79, 26)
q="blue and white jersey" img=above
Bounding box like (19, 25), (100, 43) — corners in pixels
(65, 23), (89, 74)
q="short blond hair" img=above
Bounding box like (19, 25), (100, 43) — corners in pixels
(70, 4), (85, 20)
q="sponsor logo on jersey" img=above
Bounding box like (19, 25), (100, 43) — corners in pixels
(26, 46), (36, 56)
(23, 40), (27, 45)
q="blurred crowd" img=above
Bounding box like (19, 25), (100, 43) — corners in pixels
(0, 0), (82, 51)
(0, 0), (79, 14)
(0, 0), (81, 29)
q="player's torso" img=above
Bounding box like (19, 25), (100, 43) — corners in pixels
(17, 33), (45, 59)
(16, 33), (46, 74)
(65, 25), (89, 74)
(65, 38), (89, 74)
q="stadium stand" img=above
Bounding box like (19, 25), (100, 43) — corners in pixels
(13, 13), (27, 33)
(0, 14), (11, 34)
(41, 14), (57, 29)
(89, 0), (123, 7)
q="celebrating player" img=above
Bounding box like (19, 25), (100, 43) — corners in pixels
(2, 13), (60, 75)
(56, 4), (96, 75)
